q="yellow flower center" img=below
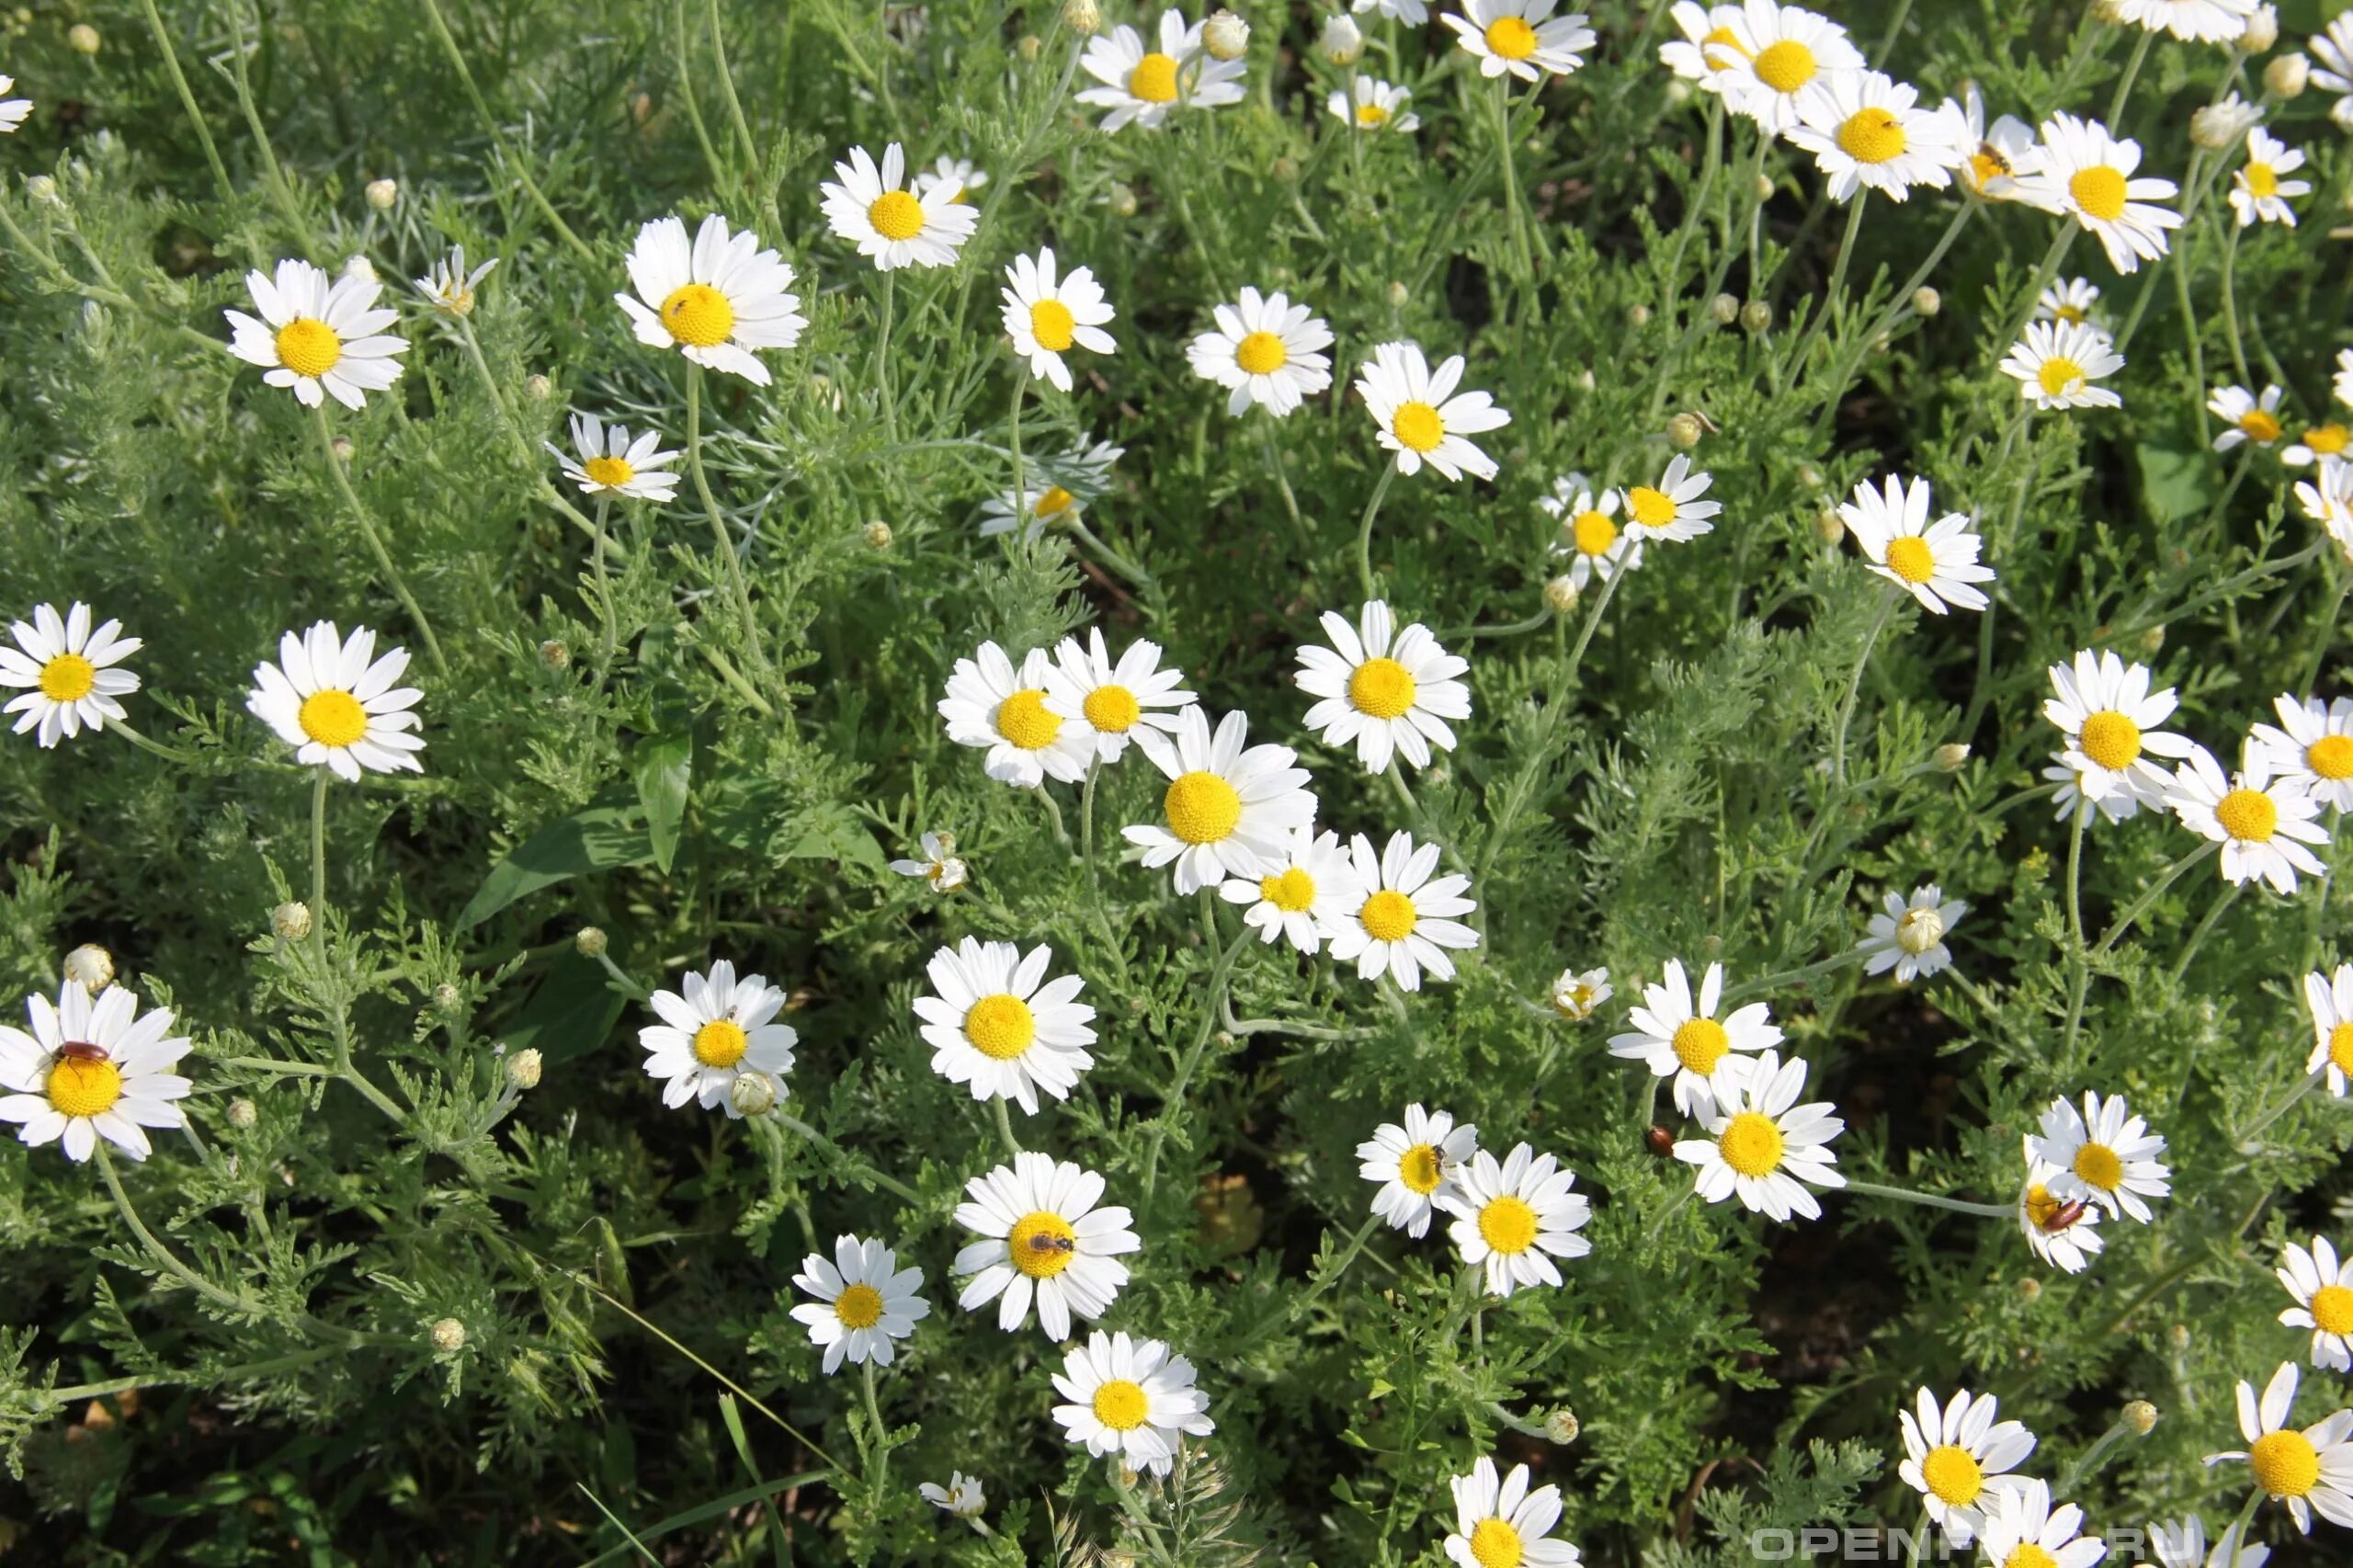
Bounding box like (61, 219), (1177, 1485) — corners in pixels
(1627, 485), (1677, 528)
(1235, 330), (1290, 375)
(2215, 788), (2278, 842)
(297, 689), (368, 749)
(1034, 485), (1076, 520)
(583, 455), (635, 488)
(1082, 684), (1141, 732)
(1356, 101), (1390, 127)
(2240, 409), (2284, 443)
(692, 1018), (749, 1068)
(1752, 39), (1816, 93)
(1348, 656), (1418, 720)
(2069, 165), (2129, 222)
(1131, 51), (1181, 103)
(995, 688), (1061, 750)
(1554, 983), (1596, 1017)
(2054, 304), (2088, 325)
(1092, 1378), (1150, 1430)
(1883, 536), (1936, 585)
(1671, 1017), (1730, 1074)
(1483, 17), (1538, 61)
(1258, 867), (1317, 912)
(2251, 1430), (2321, 1498)
(2076, 710), (2142, 771)
(1836, 107), (1907, 165)
(1719, 1111), (1786, 1177)
(2311, 1283), (2353, 1336)
(38, 653), (95, 702)
(867, 189), (926, 242)
(1359, 888), (1418, 943)
(2306, 734), (2353, 779)
(1477, 1194), (1539, 1254)
(659, 283), (735, 347)
(1165, 770), (1243, 844)
(2006, 1546), (2058, 1568)
(2037, 357), (2087, 400)
(2071, 1141), (2123, 1192)
(1029, 298), (1076, 352)
(1008, 1210), (1077, 1278)
(1968, 147), (2012, 191)
(1919, 1445), (1984, 1506)
(2245, 161), (2279, 199)
(834, 1282), (884, 1329)
(1398, 1142), (1443, 1194)
(2302, 423), (2350, 456)
(964, 993), (1037, 1061)
(1700, 27), (1751, 68)
(46, 1056), (122, 1119)
(2332, 1022), (2353, 1074)
(2024, 1183), (2072, 1233)
(274, 318), (343, 378)
(1392, 401), (1445, 452)
(1571, 509), (1618, 556)
(1468, 1517), (1525, 1568)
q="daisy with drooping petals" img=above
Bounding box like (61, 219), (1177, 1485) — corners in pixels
(2042, 648), (2195, 804)
(1442, 0), (1597, 83)
(245, 621), (425, 782)
(920, 1473), (986, 1518)
(913, 154), (986, 202)
(2255, 696), (2353, 812)
(2283, 421), (2350, 472)
(914, 937), (1097, 1118)
(2036, 278), (2101, 326)
(1550, 966), (1612, 1021)
(1608, 959), (1781, 1115)
(1356, 341), (1510, 481)
(1075, 10), (1246, 132)
(1857, 885), (1966, 983)
(2106, 0), (2256, 44)
(1620, 454), (1721, 543)
(616, 214), (803, 385)
(1294, 601), (1472, 775)
(1955, 83), (2040, 201)
(1838, 475), (1994, 614)
(2, 602), (140, 748)
(2029, 1090), (2171, 1222)
(2149, 1515), (2268, 1568)
(1187, 288), (1336, 418)
(1043, 630), (1196, 766)
(1443, 1457), (1582, 1568)
(1541, 474), (1643, 591)
(889, 830), (968, 892)
(1329, 77), (1419, 132)
(2304, 963), (2353, 1096)
(978, 438), (1124, 540)
(2279, 1236), (2353, 1372)
(2232, 128), (2309, 228)
(2018, 114), (2180, 275)
(1978, 1480), (2107, 1568)
(546, 411), (680, 503)
(1051, 1331), (1212, 1477)
(1658, 3), (1747, 94)
(2208, 1363), (2353, 1533)
(0, 981), (192, 1162)
(636, 960), (797, 1117)
(1898, 1388), (2036, 1548)
(1710, 0), (1866, 131)
(2315, 15), (2353, 131)
(820, 142), (979, 271)
(1784, 72), (1967, 202)
(2211, 384), (2287, 453)
(788, 1234), (930, 1374)
(952, 1151), (1140, 1339)
(2165, 742), (2331, 895)
(938, 641), (1097, 789)
(1437, 1142), (1592, 1296)
(1220, 826), (1362, 953)
(0, 74), (27, 132)
(2019, 1160), (2106, 1274)
(1000, 248), (1116, 393)
(1674, 1051), (1845, 1221)
(2001, 321), (2124, 412)
(2046, 751), (2143, 829)
(411, 245), (497, 316)
(1121, 705), (1316, 895)
(1325, 831), (1480, 992)
(1358, 1104), (1478, 1238)
(224, 257), (409, 410)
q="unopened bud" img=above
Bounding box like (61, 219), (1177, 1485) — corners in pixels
(2264, 52), (2308, 99)
(430, 1318), (467, 1352)
(1739, 300), (1772, 334)
(525, 373), (551, 401)
(2168, 1324), (2189, 1349)
(272, 901), (313, 941)
(1108, 183), (1138, 218)
(863, 519), (893, 550)
(1709, 292), (1739, 325)
(1318, 13), (1364, 66)
(331, 436), (355, 463)
(432, 982), (462, 1013)
(67, 22), (99, 53)
(1062, 0), (1101, 33)
(2122, 1400), (2158, 1435)
(1754, 172), (1774, 200)
(2018, 1277), (2042, 1302)
(1384, 279), (1408, 308)
(63, 944), (113, 991)
(2139, 623), (2165, 656)
(226, 1098), (257, 1130)
(1666, 412), (1706, 449)
(1796, 462), (1823, 488)
(1626, 303), (1651, 328)
(539, 639), (569, 670)
(506, 1048), (542, 1089)
(365, 177), (399, 211)
(1935, 743), (1972, 771)
(25, 174), (57, 202)
(1895, 907), (1946, 956)
(341, 255), (377, 286)
(574, 926), (608, 958)
(2089, 0), (2129, 20)
(1272, 154), (1300, 184)
(1814, 507), (1846, 544)
(2191, 95), (2261, 149)
(1202, 9), (1248, 60)
(730, 1071), (779, 1118)
(1912, 286), (1940, 318)
(2243, 6), (2278, 52)
(1574, 369), (1596, 391)
(1543, 1408), (1580, 1445)
(1542, 574), (1580, 613)
(1017, 33), (1042, 62)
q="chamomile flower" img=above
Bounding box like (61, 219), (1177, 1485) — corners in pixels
(2296, 462), (2353, 535)
(788, 1234), (930, 1374)
(1674, 1051), (1846, 1222)
(2211, 384), (2288, 452)
(546, 412), (681, 503)
(938, 641), (1097, 788)
(1436, 1142), (1592, 1296)
(977, 439), (1125, 540)
(1329, 77), (1419, 132)
(2305, 964), (2353, 1096)
(2148, 1515), (2270, 1568)
(1186, 287), (1336, 417)
(0, 74), (26, 132)
(2036, 278), (2102, 327)
(1607, 959), (1781, 1116)
(1121, 705), (1316, 895)
(0, 981), (191, 1163)
(1443, 1458), (1582, 1568)
(636, 960), (797, 1117)
(913, 154), (986, 202)
(2231, 128), (2309, 227)
(2001, 321), (2125, 412)
(1709, 0), (1866, 132)
(1549, 966), (1613, 1021)
(1620, 454), (1721, 543)
(1358, 1103), (1478, 1238)
(1219, 826), (1362, 953)
(2283, 422), (2350, 471)
(2105, 0), (2256, 44)
(1898, 1388), (2036, 1548)
(2314, 15), (2353, 131)
(410, 244), (497, 316)
(1043, 631), (1196, 766)
(2018, 115), (2181, 275)
(920, 1473), (986, 1517)
(2046, 751), (2143, 828)
(1326, 831), (1480, 992)
(889, 830), (969, 892)
(1442, 0), (1597, 84)
(1076, 10), (1246, 132)
(1294, 600), (1472, 775)
(2019, 1163), (2106, 1274)
(2165, 741), (2331, 895)
(1857, 885), (1967, 983)
(2, 602), (140, 748)
(1784, 71), (1967, 202)
(616, 214), (803, 384)
(2255, 696), (2353, 811)
(913, 937), (1097, 1118)
(1838, 474), (1994, 614)
(952, 1151), (1140, 1339)
(1051, 1331), (1212, 1477)
(1540, 476), (1642, 591)
(245, 621), (425, 782)
(1356, 341), (1510, 481)
(2042, 648), (2195, 804)
(2279, 1236), (2353, 1372)
(820, 142), (979, 270)
(1977, 1480), (2106, 1568)
(2209, 1363), (2353, 1533)
(2029, 1091), (2171, 1222)
(224, 257), (409, 409)
(1955, 83), (2040, 201)
(1353, 0), (1428, 19)
(1658, 3), (1747, 94)
(1000, 247), (1116, 393)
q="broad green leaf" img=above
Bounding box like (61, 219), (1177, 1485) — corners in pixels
(455, 801), (653, 930)
(631, 733), (692, 874)
(771, 801), (888, 872)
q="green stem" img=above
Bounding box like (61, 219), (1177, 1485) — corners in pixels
(312, 404), (447, 676)
(2219, 216), (2251, 385)
(1783, 192), (1868, 384)
(2108, 27), (2155, 127)
(223, 0), (317, 257)
(2167, 881), (2243, 983)
(874, 270), (898, 441)
(109, 720), (201, 767)
(1141, 912), (1253, 1201)
(1256, 415), (1311, 556)
(1233, 1216), (1381, 1352)
(2238, 1073), (2319, 1147)
(773, 1113), (922, 1203)
(670, 0), (730, 195)
(1840, 1178), (2012, 1220)
(97, 1143), (263, 1314)
(2090, 843), (2221, 958)
(1006, 361), (1029, 520)
(991, 1096), (1021, 1159)
(310, 765), (329, 927)
(1063, 515), (1154, 588)
(135, 0), (235, 217)
(684, 365), (767, 679)
(2052, 1419), (2131, 1494)
(417, 0), (597, 264)
(703, 0), (761, 174)
(861, 1358), (889, 1494)
(1491, 77), (1535, 285)
(589, 496), (619, 668)
(1829, 589), (1901, 785)
(2065, 810), (2086, 948)
(1355, 464), (1399, 603)
(451, 314), (535, 468)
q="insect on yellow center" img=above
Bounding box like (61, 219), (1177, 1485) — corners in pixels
(1165, 770), (1243, 844)
(2302, 424), (2350, 457)
(583, 455), (635, 488)
(1919, 1444), (1984, 1506)
(1092, 1379), (1150, 1430)
(1083, 685), (1142, 732)
(692, 1018), (749, 1068)
(1348, 656), (1418, 720)
(2245, 162), (2279, 199)
(1627, 486), (1677, 529)
(1130, 51), (1182, 103)
(2306, 734), (2353, 779)
(1883, 536), (1937, 585)
(1478, 1194), (1539, 1254)
(1234, 330), (1290, 375)
(1029, 298), (1077, 352)
(297, 689), (369, 749)
(2005, 1545), (2058, 1568)
(867, 189), (926, 242)
(2250, 1429), (2321, 1498)
(1398, 1142), (1443, 1194)
(1752, 39), (1816, 93)
(2071, 1141), (2123, 1192)
(1718, 1111), (1785, 1177)
(46, 1055), (122, 1118)
(833, 1282), (884, 1329)
(995, 689), (1061, 750)
(2076, 710), (2142, 771)
(1034, 485), (1076, 520)
(658, 283), (735, 347)
(274, 318), (343, 378)
(1573, 510), (1618, 556)
(38, 653), (95, 702)
(2240, 409), (2283, 443)
(1008, 1210), (1077, 1278)
(1356, 101), (1390, 128)
(2215, 788), (2278, 842)
(2310, 1283), (2353, 1336)
(2331, 1022), (2353, 1074)
(1836, 108), (1907, 165)
(2069, 165), (2129, 222)
(1359, 889), (1418, 943)
(2037, 357), (2087, 401)
(1483, 17), (1538, 60)
(1391, 401), (1445, 453)
(1468, 1517), (1525, 1568)
(1969, 146), (2013, 191)
(964, 993), (1037, 1061)
(1258, 867), (1317, 912)
(1671, 1017), (1730, 1074)
(2024, 1183), (2074, 1233)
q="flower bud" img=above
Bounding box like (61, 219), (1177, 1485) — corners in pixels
(1272, 154), (1301, 185)
(1543, 1408), (1581, 1445)
(863, 519), (893, 550)
(1895, 907), (1946, 956)
(1935, 743), (1972, 771)
(2265, 53), (2308, 99)
(539, 639), (569, 670)
(1574, 369), (1596, 392)
(2122, 1399), (2158, 1436)
(1626, 303), (1651, 328)
(525, 373), (552, 401)
(25, 174), (57, 203)
(1062, 0), (1102, 33)
(226, 1097), (257, 1130)
(1542, 574), (1580, 613)
(1814, 507), (1846, 544)
(341, 255), (377, 286)
(1017, 33), (1042, 62)
(331, 436), (355, 463)
(68, 22), (99, 53)
(2139, 623), (2165, 656)
(1709, 292), (1739, 325)
(2017, 1277), (2041, 1302)
(1754, 172), (1774, 200)
(1202, 9), (1248, 60)
(1318, 13), (1364, 65)
(1108, 182), (1139, 218)
(2089, 0), (2129, 20)
(432, 983), (463, 1014)
(1911, 285), (1940, 318)
(1739, 300), (1772, 334)
(506, 1048), (543, 1089)
(63, 944), (113, 992)
(1666, 412), (1706, 449)
(365, 177), (399, 211)
(574, 926), (608, 958)
(2168, 1324), (2189, 1349)
(1385, 279), (1408, 308)
(430, 1318), (467, 1352)
(730, 1071), (779, 1118)
(272, 901), (313, 941)
(2243, 6), (2278, 53)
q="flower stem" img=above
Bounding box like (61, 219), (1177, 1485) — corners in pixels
(1840, 1178), (2012, 1220)
(1007, 362), (1029, 520)
(134, 0), (234, 216)
(1783, 191), (1868, 384)
(1141, 905), (1253, 1202)
(773, 1112), (922, 1203)
(310, 765), (330, 927)
(861, 1358), (890, 1494)
(991, 1097), (1021, 1159)
(589, 496), (619, 669)
(1491, 77), (1536, 284)
(97, 1142), (263, 1314)
(223, 0), (317, 258)
(1829, 588), (1901, 785)
(1256, 415), (1311, 556)
(2168, 881), (2244, 983)
(313, 404), (447, 676)
(684, 364), (767, 680)
(2091, 842), (2221, 958)
(1355, 463), (1399, 603)
(874, 270), (898, 442)
(417, 0), (597, 264)
(109, 720), (201, 767)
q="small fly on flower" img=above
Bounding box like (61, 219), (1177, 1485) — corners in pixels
(1025, 1232), (1079, 1256)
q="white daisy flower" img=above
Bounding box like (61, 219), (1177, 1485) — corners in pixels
(952, 1151), (1140, 1339)
(1784, 71), (1967, 203)
(245, 621), (425, 782)
(889, 830), (969, 892)
(2105, 0), (2256, 44)
(1540, 475), (1643, 591)
(1436, 1142), (1592, 1297)
(1549, 966), (1613, 1021)
(919, 1472), (987, 1517)
(1673, 1051), (1846, 1222)
(1708, 0), (1867, 132)
(1658, 3), (1750, 95)
(636, 960), (796, 1117)
(1358, 1103), (1478, 1238)
(1294, 600), (1472, 775)
(2045, 751), (2143, 829)
(1442, 0), (1597, 84)
(1325, 830), (1480, 992)
(2001, 320), (2125, 412)
(2035, 278), (2102, 327)
(2302, 962), (2353, 1096)
(1120, 705), (1316, 895)
(1356, 341), (1509, 481)
(1353, 0), (1429, 19)
(410, 244), (497, 317)
(1, 602), (141, 748)
(2148, 1515), (2269, 1568)
(0, 982), (192, 1163)
(2041, 648), (2196, 804)
(1838, 474), (1994, 614)
(1075, 10), (1246, 132)
(1329, 77), (1419, 132)
(913, 154), (987, 202)
(1186, 287), (1336, 418)
(978, 439), (1125, 540)
(2254, 695), (2353, 811)
(1898, 1388), (2037, 1548)
(224, 257), (409, 410)
(1050, 1331), (1212, 1477)
(1607, 958), (1782, 1116)
(1857, 884), (1967, 983)
(2029, 1091), (2171, 1222)
(2296, 461), (2353, 536)
(2211, 384), (2287, 453)
(1000, 247), (1116, 393)
(819, 142), (978, 271)
(2017, 114), (2181, 275)
(938, 641), (1097, 789)
(788, 1234), (930, 1374)
(2165, 741), (2331, 895)
(0, 74), (27, 132)
(2315, 15), (2353, 131)
(1955, 83), (2041, 201)
(913, 937), (1097, 1118)
(2232, 128), (2309, 228)
(1620, 454), (1721, 543)
(616, 213), (804, 385)
(1978, 1479), (2106, 1568)
(2282, 421), (2350, 471)
(1219, 826), (1363, 953)
(2208, 1363), (2353, 1534)
(2279, 1236), (2353, 1373)
(546, 411), (681, 503)
(1041, 629), (1197, 765)
(2019, 1162), (2106, 1274)
(1442, 1457), (1582, 1568)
